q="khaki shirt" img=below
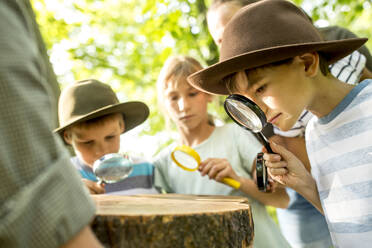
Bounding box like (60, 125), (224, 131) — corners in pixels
(0, 1), (95, 247)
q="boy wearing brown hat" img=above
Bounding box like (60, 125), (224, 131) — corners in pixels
(206, 1), (372, 247)
(188, 0), (372, 247)
(55, 79), (158, 195)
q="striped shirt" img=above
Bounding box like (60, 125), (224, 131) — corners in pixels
(274, 50), (366, 137)
(71, 156), (159, 195)
(306, 79), (372, 247)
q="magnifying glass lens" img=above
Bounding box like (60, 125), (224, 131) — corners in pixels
(224, 95), (267, 133)
(93, 154), (133, 183)
(224, 95), (271, 192)
(173, 150), (199, 170)
(225, 99), (263, 132)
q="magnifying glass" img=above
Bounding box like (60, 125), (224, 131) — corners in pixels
(93, 153), (133, 184)
(224, 94), (271, 191)
(171, 145), (241, 189)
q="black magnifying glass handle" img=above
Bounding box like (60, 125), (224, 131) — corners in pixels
(257, 132), (273, 153)
(256, 132), (271, 192)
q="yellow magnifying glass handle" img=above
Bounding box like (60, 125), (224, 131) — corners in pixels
(222, 178), (241, 189)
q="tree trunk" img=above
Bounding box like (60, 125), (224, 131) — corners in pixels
(91, 194), (254, 248)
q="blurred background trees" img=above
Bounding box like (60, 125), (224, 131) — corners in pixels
(32, 0), (372, 157)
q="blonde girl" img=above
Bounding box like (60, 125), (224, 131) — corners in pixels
(153, 55), (291, 248)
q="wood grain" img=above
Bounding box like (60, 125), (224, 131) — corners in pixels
(91, 194), (254, 248)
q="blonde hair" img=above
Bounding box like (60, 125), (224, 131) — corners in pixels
(156, 56), (214, 128)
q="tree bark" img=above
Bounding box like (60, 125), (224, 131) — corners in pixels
(91, 194), (254, 248)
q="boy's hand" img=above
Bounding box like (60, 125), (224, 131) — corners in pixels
(198, 158), (239, 183)
(252, 157), (277, 193)
(264, 142), (313, 191)
(82, 179), (106, 194)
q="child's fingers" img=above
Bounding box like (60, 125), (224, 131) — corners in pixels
(267, 164), (287, 179)
(270, 175), (286, 185)
(83, 179), (103, 194)
(269, 167), (288, 176)
(93, 183), (106, 194)
(198, 158), (211, 170)
(83, 179), (105, 194)
(207, 162), (225, 179)
(86, 183), (105, 194)
(265, 180), (276, 193)
(215, 167), (231, 181)
(268, 180), (277, 192)
(269, 141), (295, 161)
(265, 160), (287, 169)
(199, 161), (212, 176)
(199, 158), (214, 173)
(263, 153), (281, 162)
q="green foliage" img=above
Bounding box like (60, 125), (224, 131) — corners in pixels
(32, 0), (372, 148)
(32, 0), (220, 140)
(32, 0), (370, 227)
(301, 0), (372, 50)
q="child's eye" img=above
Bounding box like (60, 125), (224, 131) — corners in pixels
(105, 135), (115, 140)
(189, 92), (199, 97)
(82, 141), (93, 145)
(255, 84), (267, 94)
(170, 96), (178, 101)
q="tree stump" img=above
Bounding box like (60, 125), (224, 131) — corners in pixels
(91, 194), (254, 248)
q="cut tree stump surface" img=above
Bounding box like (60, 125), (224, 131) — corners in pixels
(91, 194), (254, 248)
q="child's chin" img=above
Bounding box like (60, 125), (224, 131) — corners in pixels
(276, 122), (295, 132)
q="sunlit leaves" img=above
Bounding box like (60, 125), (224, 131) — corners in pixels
(31, 0), (371, 157)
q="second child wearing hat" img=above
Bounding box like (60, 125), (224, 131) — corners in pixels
(188, 0), (371, 247)
(55, 79), (158, 195)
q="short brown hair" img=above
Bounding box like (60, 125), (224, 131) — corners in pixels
(223, 54), (329, 94)
(223, 57), (293, 94)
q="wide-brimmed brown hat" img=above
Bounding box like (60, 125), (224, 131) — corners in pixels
(188, 0), (367, 95)
(54, 79), (149, 134)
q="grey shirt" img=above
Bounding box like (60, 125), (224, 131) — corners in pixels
(0, 1), (95, 247)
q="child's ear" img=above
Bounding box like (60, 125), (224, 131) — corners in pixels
(63, 130), (72, 145)
(119, 116), (125, 133)
(206, 93), (214, 103)
(299, 52), (319, 77)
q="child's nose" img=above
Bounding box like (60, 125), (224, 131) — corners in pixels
(178, 98), (189, 111)
(250, 95), (268, 114)
(95, 143), (110, 158)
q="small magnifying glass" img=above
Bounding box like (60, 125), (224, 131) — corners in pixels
(224, 94), (272, 192)
(93, 153), (133, 184)
(171, 145), (241, 189)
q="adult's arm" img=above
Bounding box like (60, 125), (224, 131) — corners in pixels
(0, 1), (100, 247)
